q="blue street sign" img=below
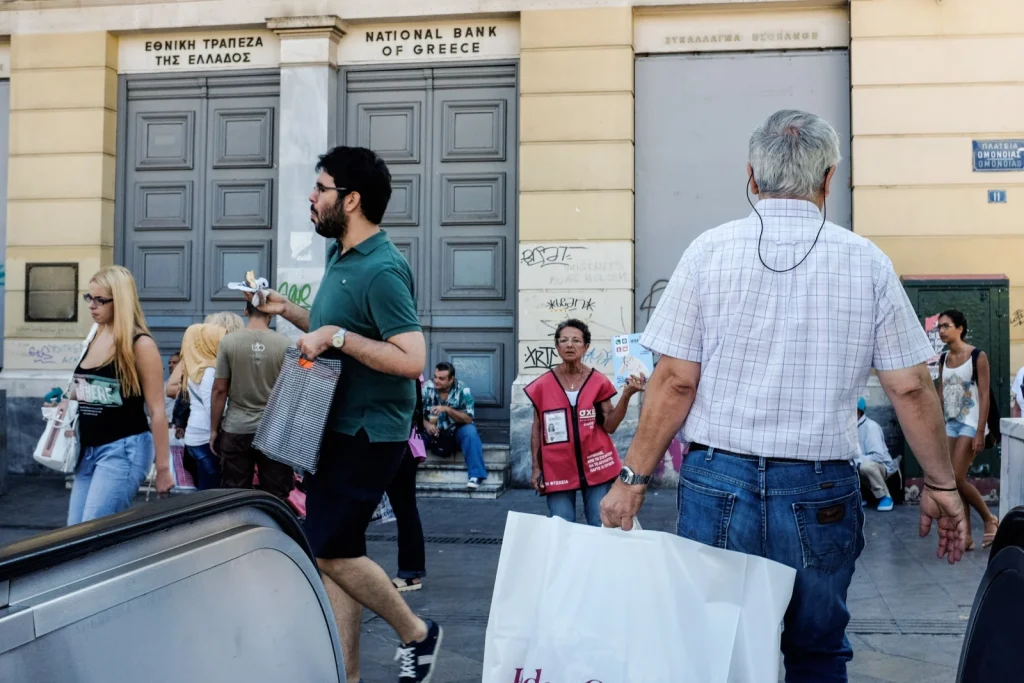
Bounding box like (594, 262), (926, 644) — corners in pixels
(973, 140), (1024, 172)
(988, 190), (1007, 204)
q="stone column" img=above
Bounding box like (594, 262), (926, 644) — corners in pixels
(267, 16), (345, 340)
(0, 32), (118, 476)
(510, 8), (639, 486)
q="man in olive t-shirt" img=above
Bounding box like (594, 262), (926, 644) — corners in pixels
(210, 302), (293, 500)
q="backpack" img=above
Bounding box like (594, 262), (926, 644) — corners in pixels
(939, 348), (1000, 449)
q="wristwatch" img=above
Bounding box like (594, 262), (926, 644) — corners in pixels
(619, 466), (652, 486)
(331, 328), (347, 350)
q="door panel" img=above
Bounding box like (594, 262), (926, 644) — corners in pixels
(120, 74), (279, 364)
(204, 96), (277, 313)
(124, 98), (204, 318)
(349, 87), (430, 316)
(343, 65), (517, 438)
(634, 51), (852, 332)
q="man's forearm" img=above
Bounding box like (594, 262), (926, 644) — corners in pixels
(343, 330), (423, 379)
(622, 366), (696, 476)
(890, 385), (956, 487)
(281, 301), (311, 333)
(448, 408), (473, 425)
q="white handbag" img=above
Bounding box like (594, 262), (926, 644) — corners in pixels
(32, 324), (99, 474)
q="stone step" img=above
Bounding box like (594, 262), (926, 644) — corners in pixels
(415, 480), (506, 500)
(422, 442), (509, 466)
(417, 461), (509, 486)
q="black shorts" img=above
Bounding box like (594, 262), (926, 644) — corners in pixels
(304, 429), (407, 560)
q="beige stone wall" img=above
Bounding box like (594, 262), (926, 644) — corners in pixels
(851, 0), (1024, 368)
(5, 31), (117, 365)
(518, 7), (634, 377)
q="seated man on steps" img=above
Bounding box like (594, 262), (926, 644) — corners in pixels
(421, 362), (487, 490)
(856, 397), (897, 511)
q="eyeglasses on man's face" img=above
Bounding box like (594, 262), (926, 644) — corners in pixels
(313, 182), (349, 196)
(83, 294), (113, 308)
(937, 323), (955, 331)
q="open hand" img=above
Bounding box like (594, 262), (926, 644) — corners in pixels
(919, 486), (968, 564)
(624, 373), (647, 396)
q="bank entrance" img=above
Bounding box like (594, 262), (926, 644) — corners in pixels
(341, 64), (518, 440)
(116, 71), (280, 361)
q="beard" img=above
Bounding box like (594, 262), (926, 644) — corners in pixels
(312, 200), (347, 240)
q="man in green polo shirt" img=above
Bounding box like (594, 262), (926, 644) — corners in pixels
(252, 146), (441, 683)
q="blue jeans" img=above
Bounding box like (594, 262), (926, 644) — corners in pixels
(546, 480), (613, 527)
(455, 423), (488, 480)
(679, 448), (864, 683)
(68, 431), (154, 526)
(185, 443), (222, 490)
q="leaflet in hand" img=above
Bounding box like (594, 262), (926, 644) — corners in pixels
(611, 334), (654, 389)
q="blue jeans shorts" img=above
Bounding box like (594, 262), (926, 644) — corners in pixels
(945, 420), (977, 439)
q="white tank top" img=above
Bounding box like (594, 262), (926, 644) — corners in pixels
(942, 354), (981, 428)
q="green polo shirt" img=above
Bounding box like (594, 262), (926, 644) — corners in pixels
(309, 230), (421, 443)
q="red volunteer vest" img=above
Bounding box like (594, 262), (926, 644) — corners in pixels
(524, 370), (621, 494)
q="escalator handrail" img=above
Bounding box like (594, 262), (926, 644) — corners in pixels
(0, 490), (312, 583)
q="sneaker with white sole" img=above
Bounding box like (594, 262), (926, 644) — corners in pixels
(877, 496), (894, 512)
(396, 619), (443, 682)
(467, 477), (481, 490)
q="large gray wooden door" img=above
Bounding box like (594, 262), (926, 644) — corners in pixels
(634, 51), (852, 332)
(343, 65), (517, 439)
(118, 72), (279, 362)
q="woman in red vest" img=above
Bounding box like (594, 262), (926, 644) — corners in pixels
(525, 319), (645, 525)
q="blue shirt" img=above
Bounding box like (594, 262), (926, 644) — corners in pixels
(422, 379), (475, 433)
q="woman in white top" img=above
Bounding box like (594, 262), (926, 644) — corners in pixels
(180, 323), (227, 490)
(937, 309), (998, 550)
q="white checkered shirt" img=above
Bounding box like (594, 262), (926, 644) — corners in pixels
(640, 199), (934, 461)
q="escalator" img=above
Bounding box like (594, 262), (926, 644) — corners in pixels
(0, 490), (344, 682)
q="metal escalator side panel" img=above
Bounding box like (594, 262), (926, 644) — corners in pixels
(0, 515), (343, 682)
(0, 490), (313, 583)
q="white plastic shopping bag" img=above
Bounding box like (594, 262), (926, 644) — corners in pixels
(482, 512), (797, 683)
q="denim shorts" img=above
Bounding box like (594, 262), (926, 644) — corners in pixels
(945, 420), (977, 439)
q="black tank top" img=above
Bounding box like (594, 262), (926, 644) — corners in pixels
(73, 334), (151, 448)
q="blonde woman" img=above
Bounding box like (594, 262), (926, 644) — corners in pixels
(205, 310), (244, 334)
(68, 266), (173, 525)
(165, 311), (243, 399)
(180, 323), (227, 489)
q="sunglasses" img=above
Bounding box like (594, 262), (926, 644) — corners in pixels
(83, 294), (113, 307)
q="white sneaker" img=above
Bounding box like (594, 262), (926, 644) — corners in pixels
(467, 477), (481, 490)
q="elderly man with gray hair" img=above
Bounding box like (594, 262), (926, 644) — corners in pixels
(601, 110), (968, 682)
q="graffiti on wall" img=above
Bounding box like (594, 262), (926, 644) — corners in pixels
(520, 344), (616, 373)
(519, 242), (632, 289)
(278, 281), (313, 310)
(638, 278), (669, 325)
(1012, 309), (1024, 328)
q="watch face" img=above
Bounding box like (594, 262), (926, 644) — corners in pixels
(620, 467), (631, 482)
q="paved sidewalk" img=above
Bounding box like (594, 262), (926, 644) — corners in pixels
(0, 478), (989, 682)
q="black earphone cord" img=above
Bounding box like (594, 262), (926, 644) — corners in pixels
(746, 172), (828, 274)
